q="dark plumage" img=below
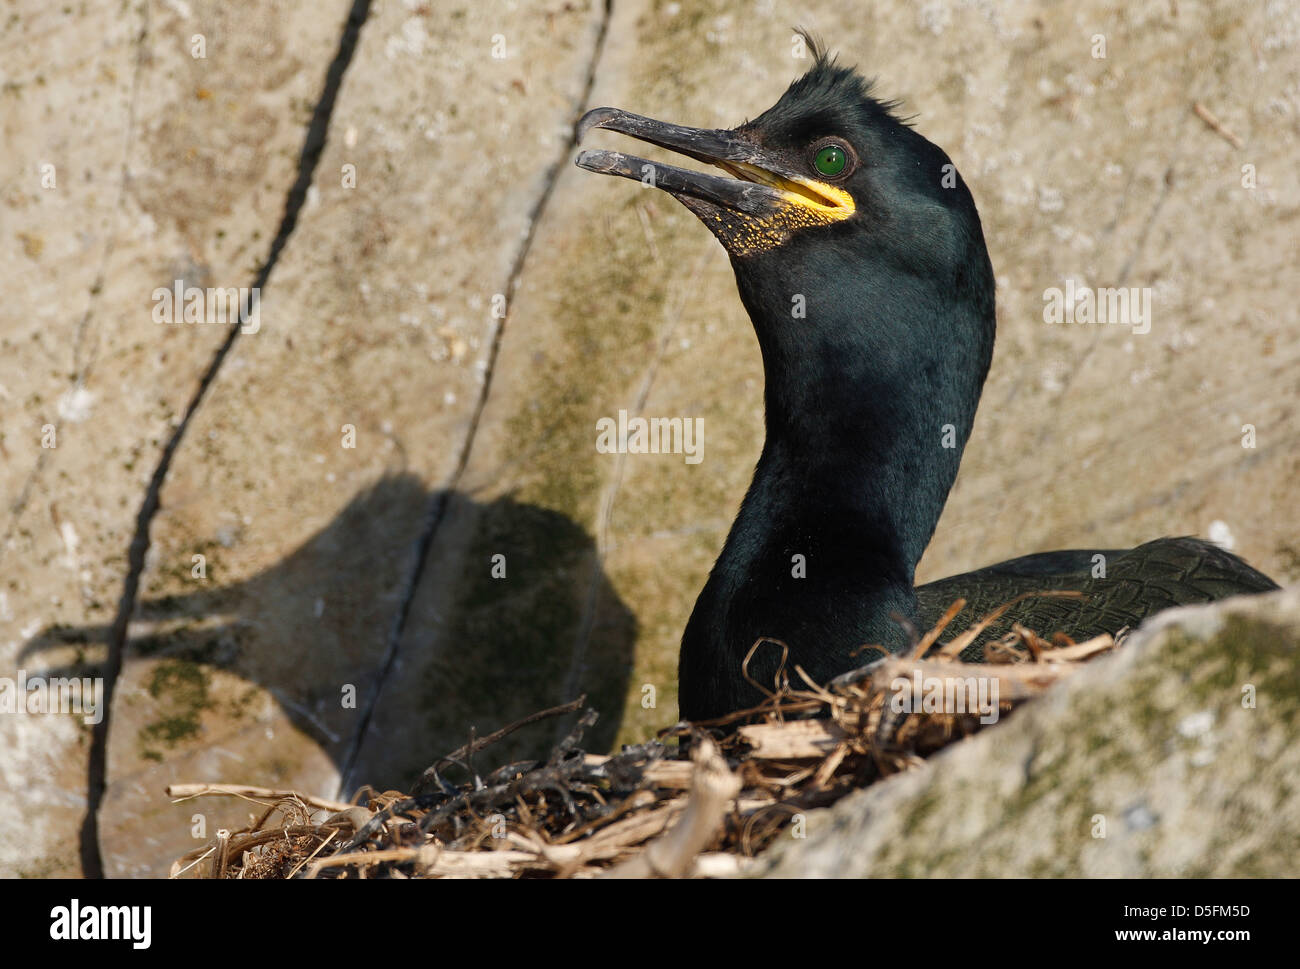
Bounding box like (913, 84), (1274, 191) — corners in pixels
(576, 39), (1278, 722)
(919, 537), (1277, 659)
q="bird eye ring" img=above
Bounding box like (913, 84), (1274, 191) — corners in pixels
(812, 141), (851, 178)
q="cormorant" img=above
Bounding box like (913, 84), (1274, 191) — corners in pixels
(575, 40), (1279, 721)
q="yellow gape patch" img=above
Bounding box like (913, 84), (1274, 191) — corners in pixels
(713, 161), (856, 256)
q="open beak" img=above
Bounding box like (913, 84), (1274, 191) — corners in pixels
(574, 107), (853, 252)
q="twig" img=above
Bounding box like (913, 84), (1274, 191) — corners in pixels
(287, 829), (338, 879)
(936, 590), (1084, 659)
(1192, 101), (1244, 149)
(413, 695), (587, 794)
(910, 597), (965, 660)
(211, 830), (230, 879)
(166, 783), (353, 814)
(1038, 632), (1114, 663)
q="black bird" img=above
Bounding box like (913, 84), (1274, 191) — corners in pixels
(575, 39), (1279, 721)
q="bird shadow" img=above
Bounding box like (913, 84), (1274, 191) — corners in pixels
(18, 473), (638, 793)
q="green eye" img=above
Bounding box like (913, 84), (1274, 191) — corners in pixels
(813, 144), (847, 177)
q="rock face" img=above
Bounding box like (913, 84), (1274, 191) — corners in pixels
(0, 0), (360, 878)
(759, 587), (1300, 878)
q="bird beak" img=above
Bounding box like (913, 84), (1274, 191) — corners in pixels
(575, 107), (854, 252)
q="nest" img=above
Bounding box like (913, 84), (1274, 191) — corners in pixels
(169, 593), (1122, 879)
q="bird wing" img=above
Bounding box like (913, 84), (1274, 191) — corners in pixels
(915, 536), (1279, 660)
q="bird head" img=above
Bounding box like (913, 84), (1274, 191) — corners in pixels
(576, 35), (994, 411)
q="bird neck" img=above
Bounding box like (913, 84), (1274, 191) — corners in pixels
(736, 379), (965, 595)
(728, 253), (994, 600)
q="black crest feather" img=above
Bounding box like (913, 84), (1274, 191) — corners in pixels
(787, 26), (911, 127)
